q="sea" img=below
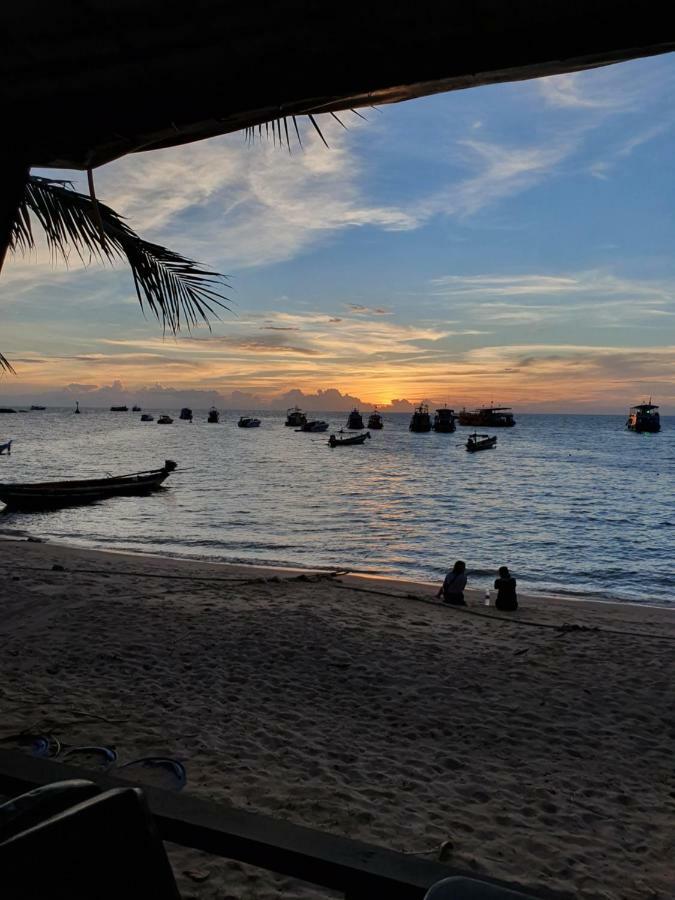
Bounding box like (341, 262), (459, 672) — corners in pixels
(0, 408), (673, 605)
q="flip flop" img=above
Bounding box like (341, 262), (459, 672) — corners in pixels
(59, 746), (117, 768)
(0, 733), (61, 758)
(116, 756), (187, 791)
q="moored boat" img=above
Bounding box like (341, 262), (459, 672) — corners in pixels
(328, 431), (371, 447)
(347, 408), (364, 429)
(458, 405), (515, 427)
(0, 460), (177, 510)
(285, 406), (307, 427)
(626, 400), (660, 433)
(0, 440), (12, 455)
(296, 420), (329, 432)
(132, 405), (142, 412)
(179, 407), (193, 421)
(367, 410), (383, 429)
(433, 406), (456, 433)
(157, 414), (173, 424)
(207, 407), (220, 423)
(238, 416), (261, 428)
(0, 408), (17, 414)
(141, 414), (154, 421)
(30, 405), (46, 411)
(466, 432), (497, 452)
(110, 405), (128, 412)
(409, 403), (432, 432)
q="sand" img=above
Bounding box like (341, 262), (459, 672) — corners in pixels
(0, 536), (673, 899)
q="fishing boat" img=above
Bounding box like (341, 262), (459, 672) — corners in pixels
(328, 431), (371, 447)
(238, 416), (261, 428)
(367, 410), (383, 429)
(285, 406), (307, 427)
(0, 440), (12, 455)
(347, 408), (364, 429)
(0, 408), (17, 414)
(296, 420), (329, 432)
(74, 401), (80, 414)
(409, 403), (432, 432)
(132, 405), (142, 412)
(30, 405), (46, 411)
(157, 414), (173, 424)
(466, 433), (497, 453)
(141, 414), (154, 422)
(207, 407), (220, 423)
(110, 405), (128, 412)
(458, 405), (515, 427)
(179, 407), (193, 421)
(626, 400), (660, 433)
(433, 406), (456, 433)
(0, 460), (177, 511)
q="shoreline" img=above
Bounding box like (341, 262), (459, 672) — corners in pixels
(2, 530), (671, 612)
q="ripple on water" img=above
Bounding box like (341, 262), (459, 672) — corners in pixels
(2, 410), (674, 603)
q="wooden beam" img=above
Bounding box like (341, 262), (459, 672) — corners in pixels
(0, 750), (550, 899)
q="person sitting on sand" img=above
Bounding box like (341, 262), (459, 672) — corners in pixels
(494, 566), (518, 611)
(436, 560), (467, 606)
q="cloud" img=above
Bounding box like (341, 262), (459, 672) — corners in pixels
(412, 138), (575, 220)
(537, 72), (634, 111)
(88, 120), (417, 270)
(347, 304), (391, 315)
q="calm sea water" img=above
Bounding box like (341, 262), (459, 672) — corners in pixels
(0, 409), (673, 605)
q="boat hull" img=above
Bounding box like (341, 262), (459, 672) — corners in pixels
(626, 415), (660, 433)
(466, 436), (497, 452)
(328, 432), (371, 447)
(0, 464), (176, 511)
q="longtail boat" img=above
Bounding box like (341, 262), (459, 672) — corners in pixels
(0, 460), (177, 510)
(328, 431), (371, 447)
(466, 433), (497, 453)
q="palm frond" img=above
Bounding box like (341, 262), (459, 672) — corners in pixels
(244, 109), (367, 150)
(10, 176), (230, 334)
(0, 351), (15, 374)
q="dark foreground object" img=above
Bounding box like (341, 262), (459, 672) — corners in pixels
(0, 460), (177, 510)
(0, 751), (542, 899)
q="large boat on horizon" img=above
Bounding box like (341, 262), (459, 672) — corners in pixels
(409, 403), (432, 432)
(458, 405), (515, 428)
(433, 406), (456, 433)
(626, 400), (660, 433)
(285, 406), (307, 427)
(347, 408), (364, 430)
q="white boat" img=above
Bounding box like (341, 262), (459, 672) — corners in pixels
(0, 440), (12, 455)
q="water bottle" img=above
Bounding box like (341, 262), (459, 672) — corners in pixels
(484, 589), (490, 606)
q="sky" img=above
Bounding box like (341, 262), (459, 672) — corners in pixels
(2, 54), (675, 412)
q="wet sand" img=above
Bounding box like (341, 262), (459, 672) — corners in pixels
(0, 536), (673, 899)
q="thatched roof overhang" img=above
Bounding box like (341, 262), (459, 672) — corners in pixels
(4, 1), (675, 170)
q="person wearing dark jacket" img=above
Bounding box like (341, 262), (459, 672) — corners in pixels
(494, 566), (518, 611)
(436, 560), (467, 606)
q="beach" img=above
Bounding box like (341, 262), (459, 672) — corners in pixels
(0, 536), (673, 899)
